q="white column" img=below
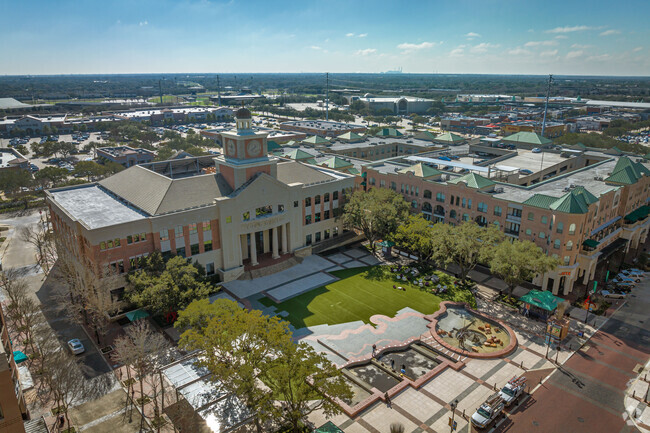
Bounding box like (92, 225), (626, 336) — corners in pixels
(250, 232), (258, 266)
(281, 223), (288, 254)
(272, 226), (280, 259)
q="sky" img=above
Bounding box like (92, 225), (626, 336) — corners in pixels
(0, 0), (649, 76)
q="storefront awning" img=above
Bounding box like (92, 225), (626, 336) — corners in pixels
(520, 290), (563, 312)
(125, 309), (150, 322)
(582, 239), (600, 249)
(624, 205), (650, 224)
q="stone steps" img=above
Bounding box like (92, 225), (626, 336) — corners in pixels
(239, 256), (303, 280)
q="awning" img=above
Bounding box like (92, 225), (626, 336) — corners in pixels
(520, 290), (563, 311)
(590, 216), (621, 236)
(377, 240), (395, 247)
(313, 422), (344, 433)
(361, 172), (367, 178)
(624, 205), (650, 224)
(125, 309), (150, 322)
(13, 350), (28, 364)
(582, 239), (600, 249)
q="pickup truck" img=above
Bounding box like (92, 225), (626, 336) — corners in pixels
(471, 393), (505, 429)
(499, 376), (527, 406)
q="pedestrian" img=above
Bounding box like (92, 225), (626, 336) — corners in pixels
(390, 358), (395, 370)
(372, 344), (377, 357)
(58, 414), (65, 429)
(401, 364), (406, 375)
(384, 392), (392, 408)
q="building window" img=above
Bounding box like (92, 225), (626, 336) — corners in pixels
(226, 216), (232, 223)
(176, 247), (186, 258)
(127, 235), (133, 244)
(462, 213), (469, 221)
(380, 179), (386, 187)
(315, 195), (321, 205)
(467, 199), (472, 209)
(324, 229), (330, 239)
(415, 187), (419, 197)
(315, 232), (321, 243)
(256, 205), (272, 217)
(324, 193), (330, 202)
(525, 229), (532, 235)
(564, 256), (570, 266)
(333, 191), (339, 200)
(315, 213), (321, 223)
(436, 192), (445, 203)
(556, 222), (563, 233)
(494, 206), (502, 216)
(569, 223), (576, 235)
(566, 241), (573, 251)
(293, 201), (299, 207)
(390, 181), (396, 190)
(528, 212), (534, 221)
(160, 229), (169, 241)
(189, 223), (197, 234)
(478, 202), (488, 213)
(100, 241), (106, 250)
(305, 215), (312, 225)
(334, 226), (339, 236)
(369, 177), (375, 186)
(305, 197), (312, 206)
(206, 263), (215, 275)
(554, 239), (560, 249)
(190, 244), (200, 255)
(175, 225), (183, 237)
(401, 184), (405, 193)
(243, 211), (250, 221)
(450, 210), (457, 219)
(204, 240), (213, 252)
(462, 198), (466, 208)
(424, 190), (432, 199)
(203, 221), (211, 231)
(306, 234), (312, 245)
(411, 200), (418, 209)
(539, 231), (546, 239)
(541, 216), (548, 224)
(324, 210), (330, 220)
(278, 204), (285, 213)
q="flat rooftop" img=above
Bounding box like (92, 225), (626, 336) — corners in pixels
(281, 120), (365, 131)
(489, 150), (570, 174)
(49, 185), (147, 229)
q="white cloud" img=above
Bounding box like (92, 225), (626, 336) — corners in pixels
(566, 50), (584, 59)
(358, 33), (367, 38)
(540, 49), (559, 57)
(139, 20), (148, 26)
(346, 33), (355, 37)
(397, 41), (436, 53)
(555, 35), (568, 39)
(355, 48), (377, 56)
(633, 46), (644, 52)
(599, 29), (620, 36)
(470, 42), (499, 53)
(465, 32), (481, 39)
(450, 46), (465, 56)
(546, 25), (593, 34)
(524, 40), (558, 47)
(507, 48), (531, 55)
(310, 46), (322, 50)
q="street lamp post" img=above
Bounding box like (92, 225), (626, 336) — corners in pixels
(450, 399), (459, 432)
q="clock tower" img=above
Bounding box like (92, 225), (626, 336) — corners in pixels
(214, 106), (278, 189)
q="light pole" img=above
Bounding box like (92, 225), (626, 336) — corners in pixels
(449, 399), (458, 432)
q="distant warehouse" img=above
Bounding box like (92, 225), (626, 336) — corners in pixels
(348, 95), (434, 114)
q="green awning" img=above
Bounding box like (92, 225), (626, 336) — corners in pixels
(582, 239), (600, 248)
(313, 422), (343, 433)
(520, 290), (563, 312)
(378, 240), (395, 247)
(125, 309), (150, 322)
(624, 205), (650, 223)
(361, 172), (367, 178)
(13, 350), (28, 364)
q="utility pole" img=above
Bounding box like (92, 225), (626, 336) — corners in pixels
(216, 75), (221, 106)
(326, 72), (329, 121)
(158, 79), (163, 105)
(541, 74), (553, 138)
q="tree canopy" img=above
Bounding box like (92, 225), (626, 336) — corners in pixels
(391, 214), (437, 262)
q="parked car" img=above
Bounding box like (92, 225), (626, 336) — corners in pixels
(532, 148), (542, 153)
(601, 290), (626, 299)
(67, 338), (85, 355)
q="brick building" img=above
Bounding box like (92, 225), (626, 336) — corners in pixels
(0, 306), (27, 433)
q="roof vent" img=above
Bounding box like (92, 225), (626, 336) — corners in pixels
(594, 176), (603, 181)
(495, 187), (504, 193)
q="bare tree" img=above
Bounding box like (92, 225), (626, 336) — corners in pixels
(20, 223), (57, 276)
(112, 320), (170, 431)
(0, 269), (44, 356)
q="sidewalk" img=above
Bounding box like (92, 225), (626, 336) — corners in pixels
(624, 359), (650, 432)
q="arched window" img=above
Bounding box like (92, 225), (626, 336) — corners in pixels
(556, 222), (563, 233)
(422, 202), (432, 213)
(411, 200), (418, 209)
(566, 241), (573, 251)
(324, 193), (330, 202)
(475, 215), (487, 227)
(462, 213), (469, 221)
(424, 190), (432, 199)
(450, 210), (457, 219)
(434, 205), (444, 216)
(569, 223), (576, 235)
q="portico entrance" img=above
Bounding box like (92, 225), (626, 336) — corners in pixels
(241, 223), (290, 267)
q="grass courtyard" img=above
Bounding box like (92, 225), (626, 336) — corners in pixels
(259, 266), (460, 329)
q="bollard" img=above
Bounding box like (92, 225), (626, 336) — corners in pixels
(520, 361), (524, 369)
(494, 383), (497, 391)
(463, 409), (465, 419)
(555, 351), (559, 364)
(633, 390), (636, 399)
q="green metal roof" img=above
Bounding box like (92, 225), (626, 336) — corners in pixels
(549, 191), (589, 214)
(582, 239), (600, 248)
(375, 128), (403, 137)
(283, 149), (314, 160)
(605, 166), (640, 185)
(502, 131), (553, 146)
(447, 172), (496, 190)
(321, 156), (353, 169)
(520, 290), (563, 311)
(302, 135), (330, 145)
(338, 131), (363, 141)
(435, 131), (465, 143)
(348, 167), (360, 175)
(313, 422), (344, 433)
(266, 140), (281, 151)
(415, 130), (437, 141)
(398, 162), (442, 179)
(523, 194), (559, 209)
(571, 186), (599, 205)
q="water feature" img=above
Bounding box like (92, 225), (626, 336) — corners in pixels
(435, 305), (510, 354)
(377, 347), (440, 380)
(339, 376), (372, 406)
(348, 363), (400, 392)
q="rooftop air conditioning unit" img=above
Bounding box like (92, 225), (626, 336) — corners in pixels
(495, 187), (504, 193)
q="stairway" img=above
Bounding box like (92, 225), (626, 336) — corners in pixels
(238, 256), (304, 280)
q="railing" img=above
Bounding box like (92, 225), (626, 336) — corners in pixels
(504, 229), (520, 236)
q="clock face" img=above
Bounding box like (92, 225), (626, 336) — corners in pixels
(227, 140), (236, 156)
(247, 140), (261, 156)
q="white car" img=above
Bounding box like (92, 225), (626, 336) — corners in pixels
(601, 290), (626, 299)
(67, 339), (85, 355)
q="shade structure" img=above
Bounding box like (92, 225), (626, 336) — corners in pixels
(13, 350), (28, 364)
(377, 240), (395, 248)
(582, 239), (600, 249)
(125, 309), (150, 322)
(520, 290), (563, 312)
(313, 422), (344, 433)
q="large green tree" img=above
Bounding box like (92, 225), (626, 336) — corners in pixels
(126, 253), (211, 316)
(490, 240), (560, 296)
(341, 188), (409, 254)
(430, 222), (505, 282)
(0, 169), (32, 195)
(34, 166), (69, 188)
(392, 214), (436, 262)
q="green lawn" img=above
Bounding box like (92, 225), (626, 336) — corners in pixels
(259, 266), (454, 329)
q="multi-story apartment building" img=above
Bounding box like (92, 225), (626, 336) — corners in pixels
(0, 306), (27, 433)
(46, 108), (355, 297)
(363, 154), (650, 295)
